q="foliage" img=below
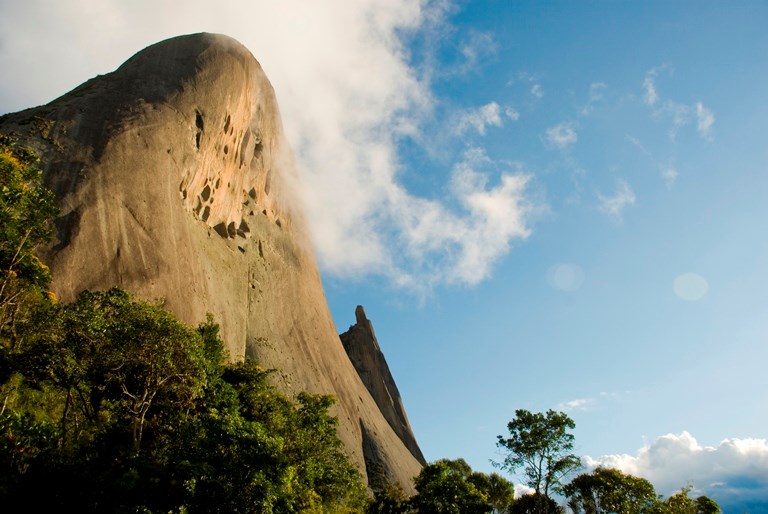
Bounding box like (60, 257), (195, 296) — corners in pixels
(468, 470), (516, 513)
(367, 459), (514, 514)
(0, 288), (367, 512)
(0, 133), (58, 345)
(495, 409), (581, 498)
(509, 493), (564, 514)
(564, 467), (658, 514)
(411, 458), (493, 514)
(653, 487), (721, 514)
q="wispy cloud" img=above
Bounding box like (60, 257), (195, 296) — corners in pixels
(556, 398), (594, 412)
(585, 432), (768, 511)
(660, 166), (679, 188)
(641, 66), (715, 142)
(545, 122), (578, 149)
(626, 135), (679, 187)
(456, 30), (497, 75)
(453, 102), (517, 136)
(581, 81), (607, 115)
(597, 179), (636, 222)
(507, 71), (543, 100)
(643, 68), (661, 106)
(696, 102), (715, 141)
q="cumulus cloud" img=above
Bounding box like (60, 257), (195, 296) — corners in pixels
(531, 84), (544, 99)
(585, 432), (768, 511)
(597, 179), (635, 222)
(390, 147), (532, 286)
(0, 0), (536, 290)
(545, 122), (578, 149)
(696, 102), (715, 141)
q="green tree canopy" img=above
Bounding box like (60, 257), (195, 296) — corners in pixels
(564, 467), (658, 514)
(1, 288), (367, 512)
(496, 409), (581, 499)
(412, 458), (493, 514)
(653, 487), (721, 514)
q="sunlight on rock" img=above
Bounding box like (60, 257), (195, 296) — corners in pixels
(673, 273), (709, 301)
(547, 263), (585, 292)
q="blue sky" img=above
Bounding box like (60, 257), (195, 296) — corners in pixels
(2, 1), (767, 510)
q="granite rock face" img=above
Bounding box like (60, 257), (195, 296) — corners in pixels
(0, 33), (422, 491)
(341, 306), (426, 467)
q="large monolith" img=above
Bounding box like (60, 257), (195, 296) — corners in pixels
(0, 32), (422, 491)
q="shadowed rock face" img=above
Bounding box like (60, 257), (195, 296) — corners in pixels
(341, 306), (426, 466)
(0, 32), (422, 492)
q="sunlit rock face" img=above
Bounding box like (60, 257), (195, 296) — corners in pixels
(0, 32), (422, 492)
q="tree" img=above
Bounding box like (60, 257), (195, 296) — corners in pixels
(654, 487), (721, 514)
(411, 458), (492, 514)
(564, 467), (658, 514)
(510, 493), (564, 514)
(469, 471), (516, 513)
(0, 134), (58, 344)
(496, 409), (581, 499)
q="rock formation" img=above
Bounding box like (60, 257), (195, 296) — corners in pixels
(341, 306), (425, 467)
(0, 33), (422, 491)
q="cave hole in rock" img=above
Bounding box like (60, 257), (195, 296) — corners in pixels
(201, 184), (211, 201)
(248, 188), (257, 200)
(195, 110), (204, 149)
(227, 221), (237, 238)
(201, 206), (211, 222)
(212, 222), (229, 238)
(237, 220), (250, 237)
(224, 145), (229, 155)
(224, 114), (231, 133)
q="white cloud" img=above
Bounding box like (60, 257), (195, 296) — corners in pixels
(556, 397), (594, 412)
(696, 102), (715, 141)
(597, 179), (636, 222)
(457, 30), (497, 75)
(395, 147), (533, 286)
(585, 432), (768, 509)
(581, 81), (607, 115)
(531, 83), (544, 99)
(545, 122), (578, 149)
(641, 66), (715, 143)
(643, 69), (660, 106)
(453, 102), (519, 136)
(0, 0), (536, 290)
(453, 102), (504, 136)
(505, 106), (520, 121)
(661, 165), (679, 188)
